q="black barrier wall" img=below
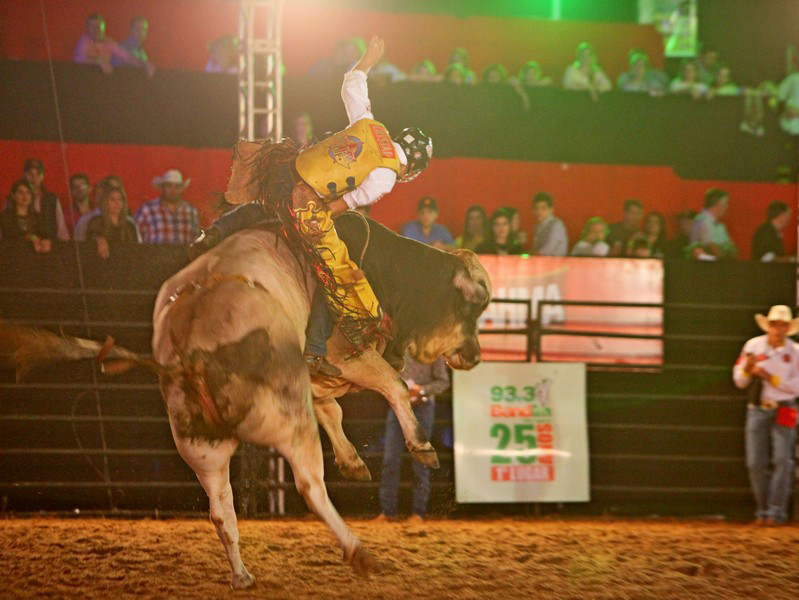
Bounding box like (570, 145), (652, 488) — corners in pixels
(1, 241), (795, 518)
(0, 61), (795, 182)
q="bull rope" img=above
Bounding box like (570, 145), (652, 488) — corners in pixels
(39, 0), (116, 508)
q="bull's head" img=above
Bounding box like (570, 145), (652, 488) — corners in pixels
(408, 249), (492, 370)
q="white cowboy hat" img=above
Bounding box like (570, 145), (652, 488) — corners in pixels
(152, 169), (191, 190)
(755, 305), (799, 336)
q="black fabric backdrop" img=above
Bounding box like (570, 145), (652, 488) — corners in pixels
(0, 61), (794, 181)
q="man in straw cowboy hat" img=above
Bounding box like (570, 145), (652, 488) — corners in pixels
(733, 305), (799, 525)
(134, 169), (200, 245)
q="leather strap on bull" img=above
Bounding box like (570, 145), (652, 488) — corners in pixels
(232, 137), (389, 353)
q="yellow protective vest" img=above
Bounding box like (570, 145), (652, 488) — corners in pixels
(295, 118), (401, 198)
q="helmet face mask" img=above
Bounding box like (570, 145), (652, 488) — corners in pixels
(393, 127), (432, 182)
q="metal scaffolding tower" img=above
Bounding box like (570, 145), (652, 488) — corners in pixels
(238, 0), (283, 141)
(236, 0), (286, 517)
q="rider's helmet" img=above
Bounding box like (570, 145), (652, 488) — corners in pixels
(393, 128), (433, 182)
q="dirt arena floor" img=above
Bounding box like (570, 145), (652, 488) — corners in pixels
(2, 517), (799, 599)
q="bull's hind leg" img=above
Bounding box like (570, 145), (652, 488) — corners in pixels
(313, 397), (371, 481)
(173, 434), (255, 589)
(276, 411), (380, 577)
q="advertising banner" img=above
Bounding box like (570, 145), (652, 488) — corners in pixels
(453, 362), (589, 503)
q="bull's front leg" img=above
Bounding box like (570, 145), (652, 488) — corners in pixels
(313, 397), (372, 480)
(339, 349), (439, 469)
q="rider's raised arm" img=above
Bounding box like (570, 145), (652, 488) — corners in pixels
(341, 70), (373, 124)
(341, 35), (385, 125)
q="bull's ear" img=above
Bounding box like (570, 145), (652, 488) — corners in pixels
(450, 249), (492, 305)
(454, 269), (490, 305)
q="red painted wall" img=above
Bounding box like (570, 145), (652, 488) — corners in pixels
(1, 0), (662, 79)
(1, 141), (794, 259)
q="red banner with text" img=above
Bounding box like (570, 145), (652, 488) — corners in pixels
(479, 256), (663, 364)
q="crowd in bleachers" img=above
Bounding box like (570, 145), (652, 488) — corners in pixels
(66, 13), (799, 136)
(1, 13), (795, 263)
(2, 151), (792, 263)
(390, 188), (793, 262)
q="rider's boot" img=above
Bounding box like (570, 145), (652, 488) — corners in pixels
(304, 353), (342, 377)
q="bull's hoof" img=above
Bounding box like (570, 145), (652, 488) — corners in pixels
(346, 544), (382, 578)
(337, 458), (372, 481)
(231, 569), (256, 589)
(410, 445), (440, 469)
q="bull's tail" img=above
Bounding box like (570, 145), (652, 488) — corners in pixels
(0, 322), (156, 381)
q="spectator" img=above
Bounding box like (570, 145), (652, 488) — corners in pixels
(370, 57), (407, 84)
(400, 196), (454, 250)
(752, 201), (792, 262)
(74, 176), (123, 241)
(530, 192), (567, 256)
(444, 62), (470, 85)
(562, 42), (612, 95)
(628, 237), (652, 258)
(504, 206), (528, 247)
(85, 184), (141, 259)
(408, 60), (440, 82)
(665, 209), (696, 259)
(205, 35), (239, 74)
(307, 37), (364, 79)
(710, 64), (742, 97)
(135, 169), (199, 244)
(74, 13), (153, 76)
(640, 211), (666, 257)
(291, 112), (314, 147)
(607, 198), (644, 257)
(694, 44), (721, 86)
(617, 51), (668, 95)
(455, 204), (488, 251)
(689, 187), (738, 259)
(571, 216), (609, 257)
(23, 158), (69, 241)
(0, 179), (53, 253)
(378, 351), (449, 521)
(445, 47), (476, 84)
(111, 16), (154, 74)
(475, 208), (525, 255)
(776, 69), (799, 135)
(517, 61), (552, 87)
(669, 59), (709, 99)
(733, 305), (799, 526)
(68, 173), (91, 230)
(482, 64), (508, 84)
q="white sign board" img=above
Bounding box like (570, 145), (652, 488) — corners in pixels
(453, 362), (589, 503)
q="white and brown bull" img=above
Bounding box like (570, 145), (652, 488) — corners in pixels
(0, 213), (491, 589)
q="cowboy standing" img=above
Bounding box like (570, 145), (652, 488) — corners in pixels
(135, 169), (200, 244)
(190, 35), (432, 375)
(733, 305), (799, 526)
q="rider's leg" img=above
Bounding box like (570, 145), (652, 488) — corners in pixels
(304, 287), (340, 377)
(213, 202), (271, 238)
(189, 202), (270, 257)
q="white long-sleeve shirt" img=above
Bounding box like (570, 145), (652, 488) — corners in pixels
(732, 335), (799, 406)
(338, 69), (406, 210)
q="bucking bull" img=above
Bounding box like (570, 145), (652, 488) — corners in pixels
(0, 211), (491, 587)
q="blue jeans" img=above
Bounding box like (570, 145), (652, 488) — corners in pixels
(745, 403), (797, 523)
(305, 286), (333, 356)
(212, 202), (333, 356)
(379, 399), (436, 517)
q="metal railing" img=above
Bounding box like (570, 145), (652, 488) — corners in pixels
(0, 287), (769, 516)
(478, 298), (534, 362)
